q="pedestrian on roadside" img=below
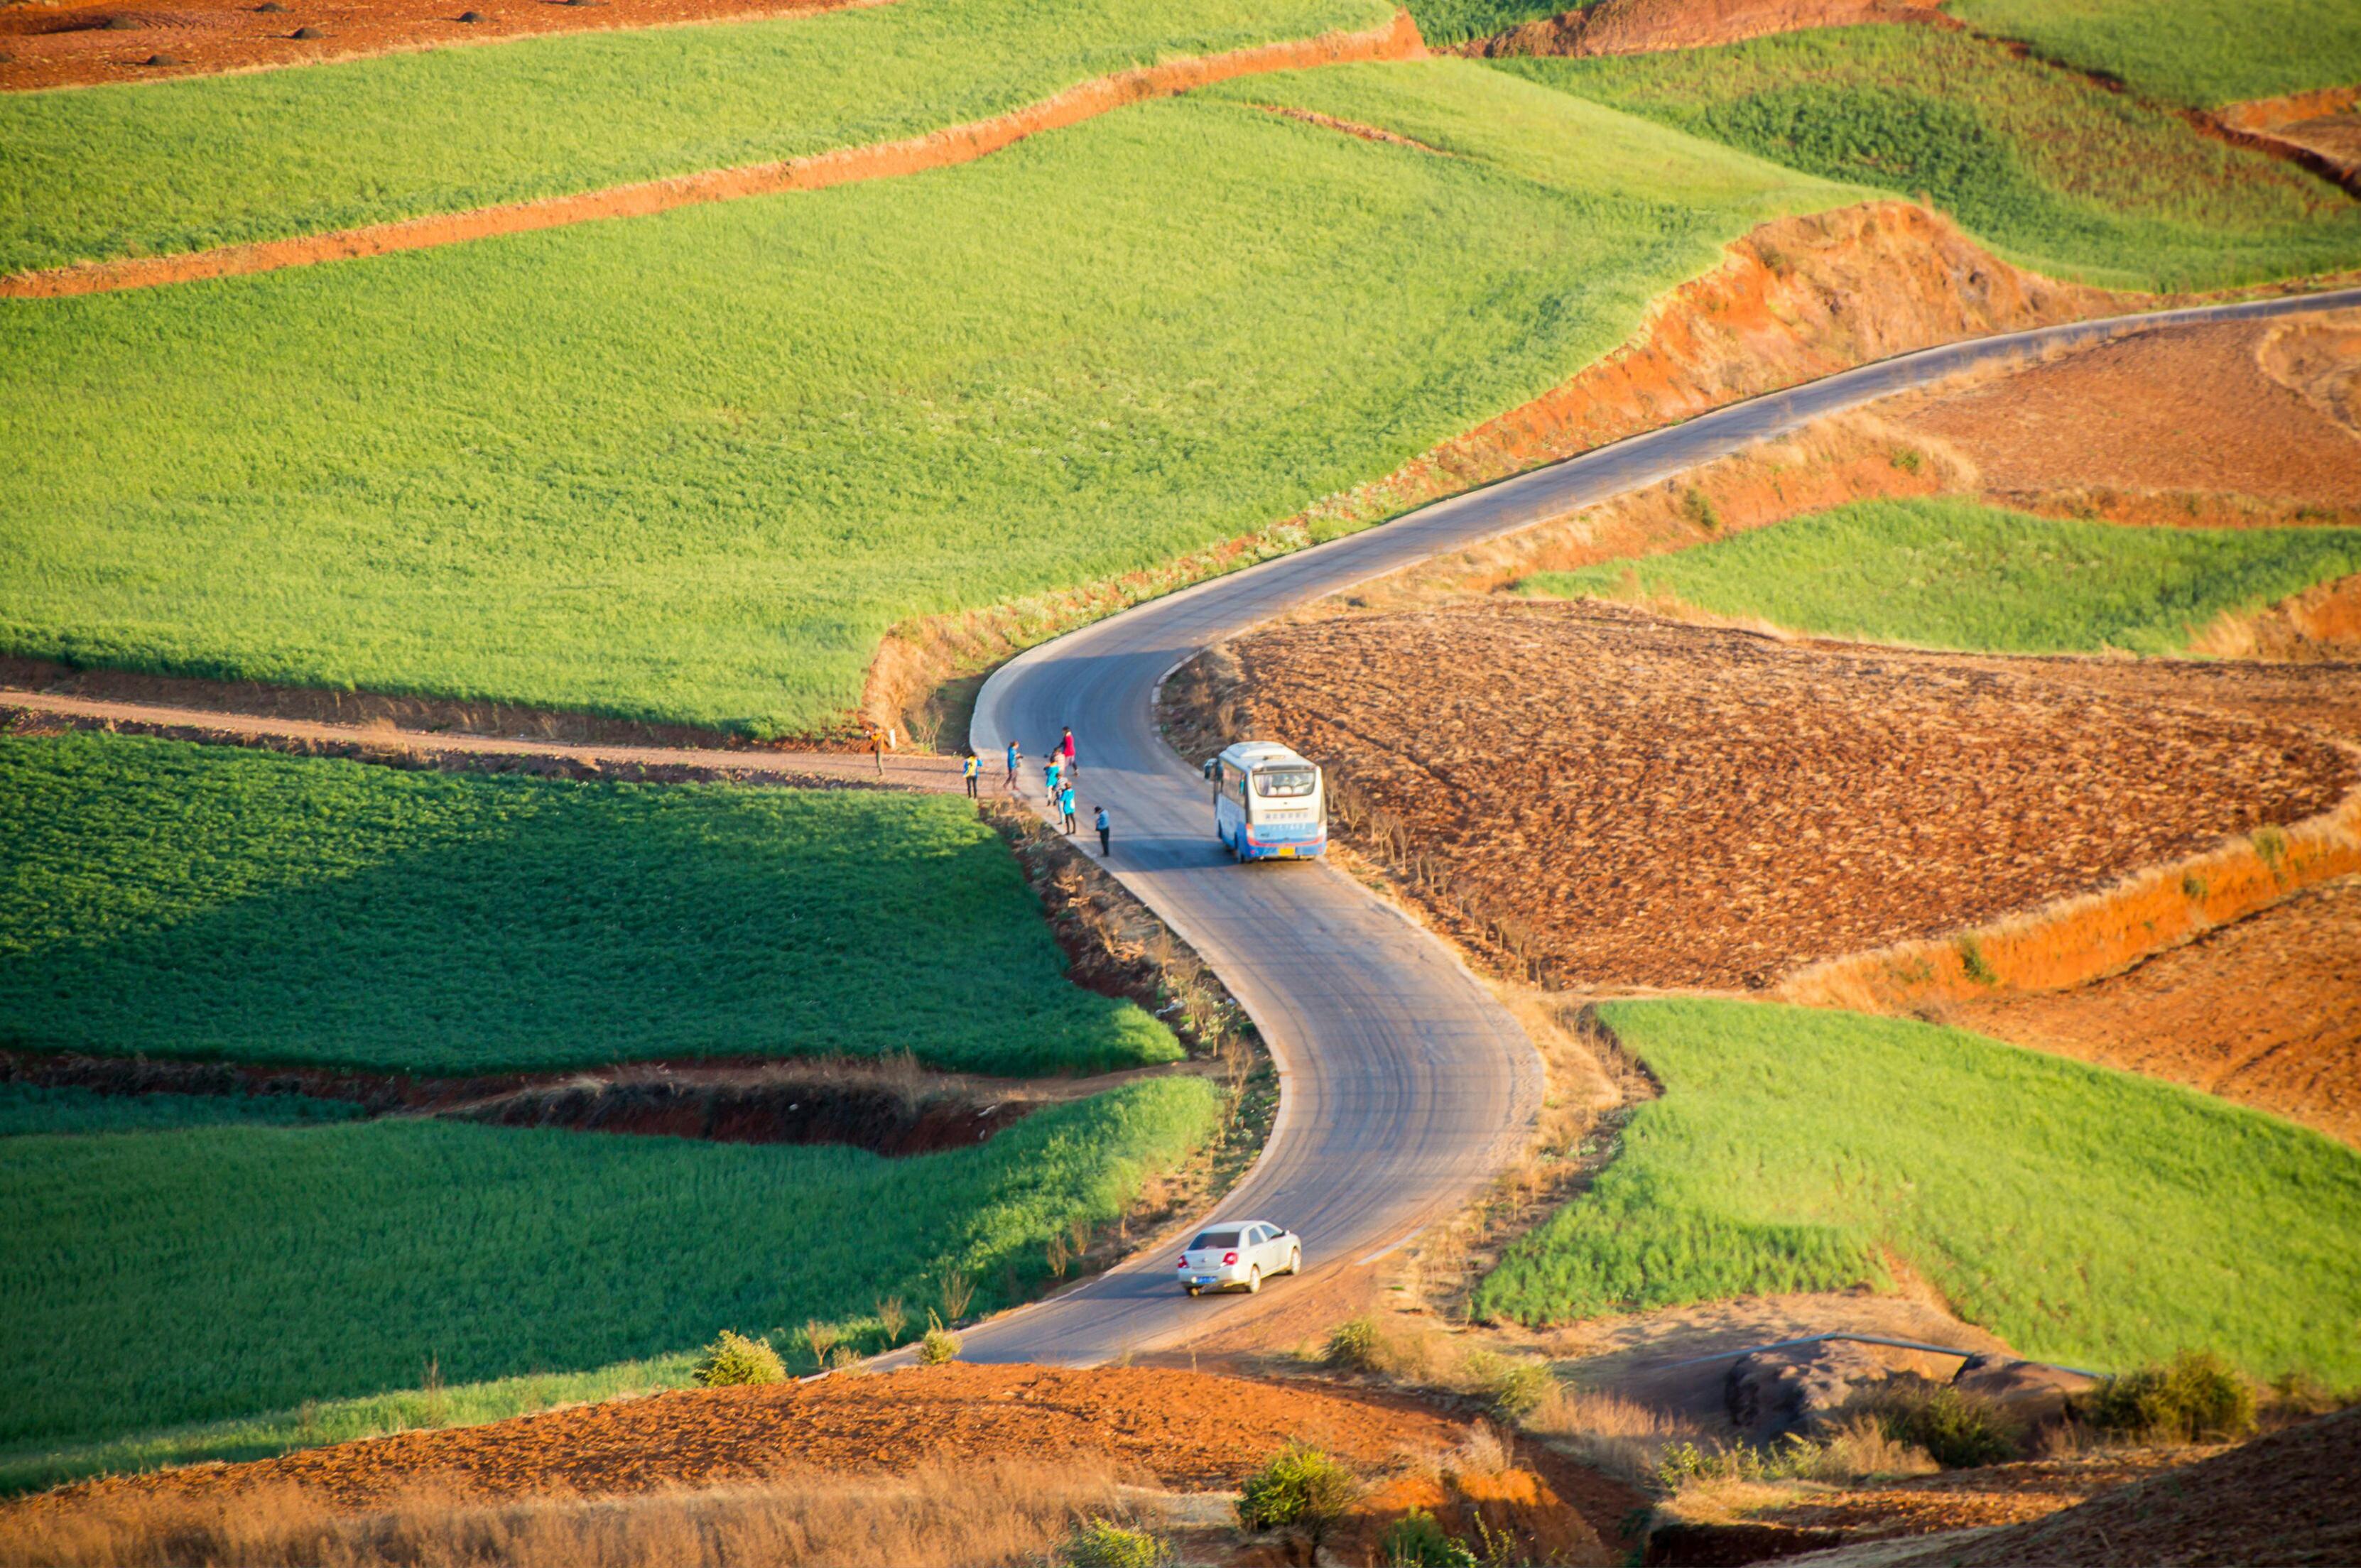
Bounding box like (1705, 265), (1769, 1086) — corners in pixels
(1060, 726), (1078, 778)
(962, 749), (980, 799)
(1094, 805), (1111, 858)
(1059, 783), (1078, 835)
(1004, 739), (1022, 793)
(1044, 755), (1063, 796)
(865, 722), (890, 777)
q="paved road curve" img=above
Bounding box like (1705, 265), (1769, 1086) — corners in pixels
(960, 285), (2361, 1366)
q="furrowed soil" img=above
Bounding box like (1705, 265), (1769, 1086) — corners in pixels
(1938, 875), (2361, 1147)
(1193, 601), (2356, 991)
(0, 0), (866, 92)
(1891, 313), (2361, 506)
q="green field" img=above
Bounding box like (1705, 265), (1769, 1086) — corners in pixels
(1950, 0), (2361, 108)
(1519, 498), (2361, 654)
(0, 1083), (361, 1138)
(1498, 26), (2361, 290)
(0, 0), (1389, 273)
(0, 65), (1850, 736)
(1400, 0), (1570, 48)
(1475, 1001), (2361, 1382)
(0, 1074), (1218, 1457)
(0, 731), (1176, 1076)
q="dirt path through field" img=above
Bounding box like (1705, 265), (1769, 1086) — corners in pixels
(0, 9), (1421, 298)
(0, 0), (881, 92)
(1, 687), (965, 790)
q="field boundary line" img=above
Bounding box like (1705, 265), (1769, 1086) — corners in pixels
(0, 688), (965, 790)
(0, 9), (1422, 299)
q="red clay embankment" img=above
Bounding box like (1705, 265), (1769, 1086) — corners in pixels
(1460, 0), (1947, 60)
(0, 9), (1421, 299)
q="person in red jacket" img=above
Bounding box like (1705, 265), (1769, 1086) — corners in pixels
(1059, 726), (1078, 778)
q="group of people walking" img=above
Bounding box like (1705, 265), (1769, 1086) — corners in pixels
(962, 724), (1111, 856)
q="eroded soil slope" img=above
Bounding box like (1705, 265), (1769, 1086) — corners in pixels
(1942, 876), (2361, 1146)
(0, 0), (859, 90)
(1464, 0), (1943, 60)
(1202, 601), (2355, 990)
(1894, 315), (2361, 506)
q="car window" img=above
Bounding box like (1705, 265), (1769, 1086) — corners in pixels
(1245, 1225), (1267, 1244)
(1253, 768), (1316, 797)
(1190, 1231), (1240, 1250)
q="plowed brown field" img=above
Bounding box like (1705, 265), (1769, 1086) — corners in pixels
(1943, 876), (2361, 1146)
(1207, 601), (2355, 990)
(1895, 314), (2361, 506)
(0, 0), (863, 92)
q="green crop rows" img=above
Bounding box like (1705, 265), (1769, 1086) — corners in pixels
(1399, 0), (1570, 48)
(0, 1083), (362, 1138)
(1521, 498), (2361, 655)
(1474, 1001), (2361, 1383)
(1499, 26), (2361, 290)
(0, 1075), (1219, 1461)
(0, 0), (1390, 273)
(1950, 0), (2361, 108)
(0, 65), (1850, 736)
(0, 731), (1178, 1076)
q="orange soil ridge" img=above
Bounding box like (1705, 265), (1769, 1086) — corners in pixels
(0, 0), (880, 93)
(1943, 876), (2361, 1148)
(860, 200), (2131, 734)
(1459, 0), (1948, 60)
(0, 9), (1422, 299)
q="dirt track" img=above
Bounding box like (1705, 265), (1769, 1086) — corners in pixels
(0, 0), (869, 91)
(1205, 601), (2357, 991)
(1942, 876), (2361, 1147)
(0, 10), (1420, 298)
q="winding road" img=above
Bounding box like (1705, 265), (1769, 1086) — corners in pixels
(957, 283), (2361, 1365)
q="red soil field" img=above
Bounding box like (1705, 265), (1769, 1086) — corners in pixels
(1894, 313), (2361, 506)
(1942, 875), (2361, 1148)
(0, 0), (864, 92)
(1197, 601), (2356, 991)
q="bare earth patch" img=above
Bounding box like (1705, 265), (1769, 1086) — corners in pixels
(1938, 876), (2361, 1148)
(0, 0), (868, 92)
(1200, 601), (2355, 990)
(1893, 313), (2361, 506)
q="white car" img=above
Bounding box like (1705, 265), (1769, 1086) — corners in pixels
(1176, 1220), (1301, 1295)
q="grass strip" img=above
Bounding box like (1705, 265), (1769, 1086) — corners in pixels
(0, 731), (1178, 1077)
(0, 1083), (362, 1137)
(1474, 1000), (2361, 1383)
(1519, 497), (2361, 655)
(1400, 0), (1579, 48)
(1496, 26), (2361, 290)
(0, 1074), (1220, 1456)
(0, 71), (1850, 735)
(1950, 0), (2361, 109)
(0, 0), (1391, 274)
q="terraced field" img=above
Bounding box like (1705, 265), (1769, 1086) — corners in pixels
(1474, 1000), (2361, 1384)
(0, 731), (1175, 1075)
(1499, 25), (2361, 288)
(0, 62), (1849, 737)
(1948, 0), (2361, 107)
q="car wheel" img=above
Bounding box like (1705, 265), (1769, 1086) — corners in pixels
(1286, 1247), (1301, 1276)
(1244, 1265), (1261, 1295)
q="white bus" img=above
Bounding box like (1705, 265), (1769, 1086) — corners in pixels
(1202, 741), (1328, 861)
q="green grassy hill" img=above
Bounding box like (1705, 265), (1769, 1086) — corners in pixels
(0, 65), (1850, 736)
(1497, 26), (2361, 290)
(1474, 1001), (2361, 1383)
(1520, 498), (2361, 654)
(1950, 0), (2361, 108)
(0, 0), (1390, 273)
(0, 731), (1178, 1076)
(0, 1075), (1218, 1464)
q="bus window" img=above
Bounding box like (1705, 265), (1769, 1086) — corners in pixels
(1252, 768), (1316, 797)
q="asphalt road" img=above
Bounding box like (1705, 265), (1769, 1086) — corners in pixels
(958, 285), (2361, 1366)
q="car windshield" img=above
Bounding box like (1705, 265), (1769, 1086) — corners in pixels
(1190, 1231), (1240, 1250)
(1252, 768), (1315, 797)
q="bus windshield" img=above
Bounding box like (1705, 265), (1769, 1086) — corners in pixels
(1253, 768), (1316, 797)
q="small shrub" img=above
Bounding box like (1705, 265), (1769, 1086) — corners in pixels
(1956, 935), (1998, 986)
(917, 1325), (962, 1366)
(1237, 1442), (1362, 1545)
(802, 1319), (840, 1371)
(1061, 1518), (1173, 1568)
(2082, 1351), (2257, 1442)
(1890, 446), (1923, 474)
(1869, 1384), (2019, 1468)
(1458, 1349), (1553, 1421)
(1325, 1314), (1383, 1371)
(693, 1329), (786, 1388)
(875, 1295), (908, 1346)
(1381, 1508), (1477, 1568)
(1681, 486), (1721, 534)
